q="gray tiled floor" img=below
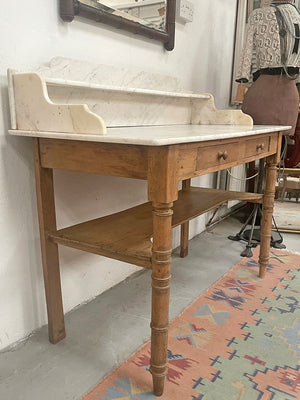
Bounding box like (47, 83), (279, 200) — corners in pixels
(0, 216), (298, 400)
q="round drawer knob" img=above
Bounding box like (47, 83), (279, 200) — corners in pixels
(218, 150), (228, 160)
(257, 143), (265, 151)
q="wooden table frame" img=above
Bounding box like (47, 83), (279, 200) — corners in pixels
(33, 130), (282, 396)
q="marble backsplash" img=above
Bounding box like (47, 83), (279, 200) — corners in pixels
(37, 56), (181, 91)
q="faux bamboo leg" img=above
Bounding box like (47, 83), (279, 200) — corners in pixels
(150, 202), (173, 396)
(259, 156), (277, 279)
(180, 179), (191, 258)
(33, 139), (66, 344)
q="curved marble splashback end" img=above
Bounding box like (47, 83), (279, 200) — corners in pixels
(10, 72), (106, 135)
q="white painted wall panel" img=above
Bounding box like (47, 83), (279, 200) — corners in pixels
(0, 0), (237, 349)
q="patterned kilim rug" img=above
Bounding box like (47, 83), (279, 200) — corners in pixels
(81, 249), (300, 400)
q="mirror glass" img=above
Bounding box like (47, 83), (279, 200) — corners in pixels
(96, 0), (167, 31)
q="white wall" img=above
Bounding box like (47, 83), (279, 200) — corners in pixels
(0, 0), (237, 350)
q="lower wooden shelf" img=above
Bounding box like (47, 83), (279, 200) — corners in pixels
(49, 187), (262, 268)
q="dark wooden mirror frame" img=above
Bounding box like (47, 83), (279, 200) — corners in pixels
(60, 0), (176, 51)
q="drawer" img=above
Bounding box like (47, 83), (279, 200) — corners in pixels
(244, 136), (270, 158)
(196, 142), (239, 171)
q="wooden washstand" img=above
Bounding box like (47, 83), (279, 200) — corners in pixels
(7, 69), (288, 396)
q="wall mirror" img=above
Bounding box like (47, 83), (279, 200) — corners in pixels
(60, 0), (176, 50)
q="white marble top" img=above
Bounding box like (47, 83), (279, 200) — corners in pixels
(9, 124), (290, 146)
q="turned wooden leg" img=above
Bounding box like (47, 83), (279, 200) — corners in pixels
(33, 139), (66, 344)
(180, 179), (191, 258)
(150, 202), (173, 396)
(259, 156), (277, 279)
